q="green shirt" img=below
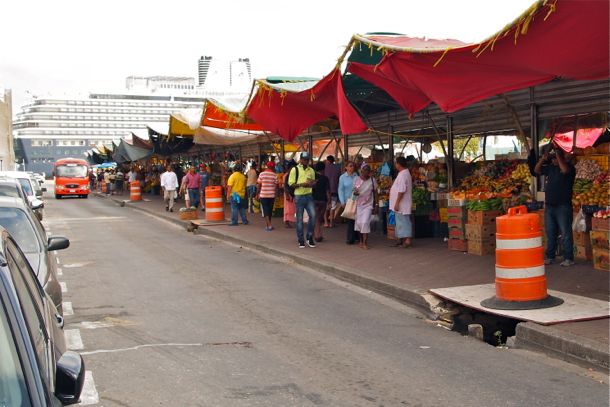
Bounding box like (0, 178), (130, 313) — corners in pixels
(288, 164), (316, 196)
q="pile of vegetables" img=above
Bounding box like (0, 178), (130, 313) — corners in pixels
(453, 160), (532, 200)
(575, 159), (602, 180)
(412, 187), (430, 207)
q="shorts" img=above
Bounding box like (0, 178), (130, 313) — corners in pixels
(394, 213), (413, 238)
(330, 194), (339, 210)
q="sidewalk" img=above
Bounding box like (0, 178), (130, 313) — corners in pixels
(98, 191), (609, 370)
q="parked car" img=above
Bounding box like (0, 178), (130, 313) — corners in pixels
(0, 197), (68, 315)
(0, 177), (44, 220)
(28, 171), (46, 186)
(0, 227), (85, 405)
(0, 171), (45, 220)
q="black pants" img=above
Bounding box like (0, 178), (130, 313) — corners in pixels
(346, 219), (359, 244)
(260, 197), (275, 220)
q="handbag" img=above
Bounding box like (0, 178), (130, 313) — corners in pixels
(341, 195), (357, 220)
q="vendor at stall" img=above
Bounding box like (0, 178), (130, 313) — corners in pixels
(534, 144), (576, 267)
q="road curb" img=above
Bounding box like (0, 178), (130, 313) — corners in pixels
(95, 192), (439, 318)
(515, 322), (609, 372)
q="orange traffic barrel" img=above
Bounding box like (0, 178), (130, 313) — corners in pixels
(205, 186), (225, 221)
(481, 205), (563, 310)
(130, 181), (142, 201)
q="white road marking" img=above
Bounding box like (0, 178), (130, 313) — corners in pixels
(60, 282), (67, 293)
(57, 268), (63, 276)
(63, 301), (73, 316)
(78, 371), (100, 405)
(63, 262), (92, 268)
(56, 257), (60, 265)
(47, 216), (126, 222)
(64, 329), (84, 350)
(80, 342), (206, 356)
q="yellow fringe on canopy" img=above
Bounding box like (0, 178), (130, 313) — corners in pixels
(433, 48), (452, 67)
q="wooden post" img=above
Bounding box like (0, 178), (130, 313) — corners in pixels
(447, 117), (455, 188)
(388, 126), (394, 163)
(343, 133), (349, 163)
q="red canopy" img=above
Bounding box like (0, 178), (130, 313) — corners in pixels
(348, 0), (609, 114)
(246, 69), (368, 141)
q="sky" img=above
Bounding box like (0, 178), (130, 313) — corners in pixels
(1, 0), (534, 111)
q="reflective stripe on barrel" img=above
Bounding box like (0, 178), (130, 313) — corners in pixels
(494, 205), (547, 302)
(130, 182), (142, 201)
(205, 186), (225, 221)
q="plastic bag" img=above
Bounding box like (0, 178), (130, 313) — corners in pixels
(572, 209), (587, 233)
(370, 213), (381, 232)
(388, 210), (396, 226)
(380, 162), (391, 177)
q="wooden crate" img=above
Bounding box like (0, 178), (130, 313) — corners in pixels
(593, 248), (610, 271)
(449, 226), (465, 239)
(572, 231), (590, 246)
(467, 239), (496, 256)
(465, 223), (496, 241)
(467, 210), (503, 225)
(574, 244), (593, 261)
(448, 238), (468, 252)
(592, 217), (610, 232)
(179, 210), (199, 220)
(447, 206), (467, 217)
(447, 217), (466, 228)
(590, 230), (610, 250)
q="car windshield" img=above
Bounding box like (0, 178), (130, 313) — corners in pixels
(0, 208), (39, 253)
(0, 185), (20, 199)
(17, 179), (33, 197)
(56, 165), (88, 178)
(0, 302), (32, 407)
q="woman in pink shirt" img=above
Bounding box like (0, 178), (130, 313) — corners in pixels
(389, 156), (413, 248)
(257, 161), (278, 231)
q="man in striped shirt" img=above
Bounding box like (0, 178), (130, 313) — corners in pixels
(257, 161), (278, 231)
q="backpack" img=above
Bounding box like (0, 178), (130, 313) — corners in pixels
(284, 166), (299, 198)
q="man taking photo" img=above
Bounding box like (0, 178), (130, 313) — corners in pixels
(534, 143), (576, 267)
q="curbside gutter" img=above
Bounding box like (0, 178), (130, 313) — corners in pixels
(515, 322), (609, 372)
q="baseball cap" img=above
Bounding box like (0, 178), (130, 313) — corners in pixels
(300, 152), (310, 160)
(266, 161), (276, 169)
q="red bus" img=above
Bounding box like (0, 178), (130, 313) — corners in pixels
(53, 158), (90, 199)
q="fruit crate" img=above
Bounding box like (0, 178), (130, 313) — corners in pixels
(467, 239), (496, 256)
(590, 230), (610, 250)
(593, 248), (610, 271)
(467, 210), (503, 225)
(466, 223), (496, 241)
(448, 198), (468, 207)
(439, 207), (448, 223)
(572, 231), (591, 246)
(592, 217), (610, 231)
(449, 226), (465, 239)
(179, 210), (199, 220)
(447, 217), (466, 228)
(447, 206), (467, 219)
(575, 244), (593, 261)
(448, 238), (468, 252)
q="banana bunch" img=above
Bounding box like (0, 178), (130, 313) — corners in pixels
(511, 163), (531, 184)
(573, 179), (593, 194)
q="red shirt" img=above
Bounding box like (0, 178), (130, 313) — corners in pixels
(184, 172), (202, 189)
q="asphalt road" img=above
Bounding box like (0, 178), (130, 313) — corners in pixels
(43, 193), (609, 407)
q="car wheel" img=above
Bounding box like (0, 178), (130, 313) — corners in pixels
(83, 194), (89, 199)
(55, 194), (61, 199)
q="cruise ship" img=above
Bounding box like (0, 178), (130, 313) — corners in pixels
(12, 75), (249, 174)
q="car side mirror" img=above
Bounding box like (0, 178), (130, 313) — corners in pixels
(41, 187), (47, 192)
(31, 201), (44, 210)
(48, 237), (70, 251)
(55, 351), (85, 405)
